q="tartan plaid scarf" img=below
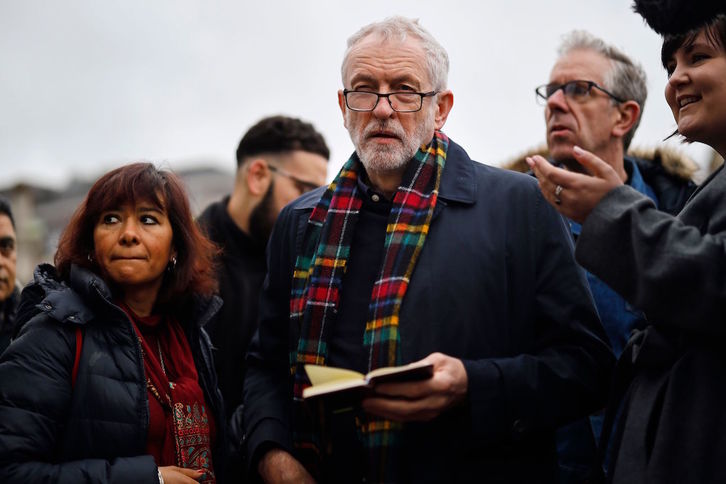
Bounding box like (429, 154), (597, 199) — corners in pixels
(290, 131), (448, 482)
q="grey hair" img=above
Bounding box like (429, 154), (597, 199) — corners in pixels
(558, 30), (648, 151)
(341, 16), (449, 91)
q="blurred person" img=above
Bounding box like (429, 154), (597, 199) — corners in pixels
(243, 16), (614, 483)
(0, 163), (226, 483)
(527, 3), (726, 481)
(197, 115), (328, 478)
(198, 115), (328, 418)
(534, 30), (697, 482)
(0, 196), (19, 354)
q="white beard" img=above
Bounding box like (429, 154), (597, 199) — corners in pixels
(347, 108), (436, 174)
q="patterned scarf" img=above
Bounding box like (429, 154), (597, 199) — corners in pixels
(290, 131), (448, 482)
(121, 304), (216, 483)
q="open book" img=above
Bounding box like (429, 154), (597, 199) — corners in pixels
(302, 361), (434, 403)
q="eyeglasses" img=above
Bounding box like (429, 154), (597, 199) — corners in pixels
(0, 236), (15, 257)
(343, 89), (438, 113)
(267, 164), (321, 193)
(535, 80), (625, 106)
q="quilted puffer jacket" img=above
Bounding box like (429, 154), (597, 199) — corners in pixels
(0, 263), (225, 483)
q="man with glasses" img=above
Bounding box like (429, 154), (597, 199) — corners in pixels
(197, 115), (328, 481)
(0, 196), (19, 355)
(535, 30), (696, 482)
(243, 17), (613, 483)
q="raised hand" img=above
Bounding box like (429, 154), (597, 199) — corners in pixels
(526, 145), (623, 223)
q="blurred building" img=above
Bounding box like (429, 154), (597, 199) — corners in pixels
(0, 165), (233, 285)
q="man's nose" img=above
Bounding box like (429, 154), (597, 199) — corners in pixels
(372, 95), (395, 119)
(546, 88), (569, 112)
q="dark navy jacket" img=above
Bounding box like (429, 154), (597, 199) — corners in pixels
(0, 264), (225, 483)
(243, 140), (615, 483)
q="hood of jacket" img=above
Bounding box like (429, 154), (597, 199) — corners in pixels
(500, 144), (698, 182)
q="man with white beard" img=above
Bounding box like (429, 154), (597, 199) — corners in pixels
(242, 16), (613, 484)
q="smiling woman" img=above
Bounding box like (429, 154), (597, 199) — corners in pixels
(0, 163), (227, 484)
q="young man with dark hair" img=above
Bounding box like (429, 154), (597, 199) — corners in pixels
(197, 115), (328, 479)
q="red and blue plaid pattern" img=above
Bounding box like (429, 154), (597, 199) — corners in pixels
(290, 131), (449, 482)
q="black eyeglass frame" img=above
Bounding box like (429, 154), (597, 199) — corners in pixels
(534, 80), (626, 105)
(342, 89), (438, 113)
(267, 164), (321, 193)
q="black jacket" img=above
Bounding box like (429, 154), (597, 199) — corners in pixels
(197, 197), (267, 420)
(0, 264), (225, 483)
(0, 285), (19, 355)
(244, 140), (614, 483)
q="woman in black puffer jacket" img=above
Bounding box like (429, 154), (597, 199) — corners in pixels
(0, 163), (226, 483)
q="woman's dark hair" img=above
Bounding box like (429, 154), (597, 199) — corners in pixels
(662, 14), (726, 69)
(659, 15), (726, 141)
(55, 162), (218, 303)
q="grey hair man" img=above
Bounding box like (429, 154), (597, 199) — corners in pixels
(537, 30), (696, 357)
(538, 30), (647, 179)
(535, 30), (696, 482)
(244, 17), (613, 484)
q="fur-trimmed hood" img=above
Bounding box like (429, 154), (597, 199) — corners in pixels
(501, 144), (697, 182)
(500, 144), (698, 215)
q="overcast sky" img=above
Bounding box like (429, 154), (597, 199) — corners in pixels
(1, 0), (716, 190)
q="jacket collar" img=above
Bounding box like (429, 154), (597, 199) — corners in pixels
(33, 263), (101, 326)
(31, 263), (221, 329)
(295, 137), (477, 211)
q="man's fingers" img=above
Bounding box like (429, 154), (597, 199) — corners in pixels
(362, 394), (443, 422)
(373, 380), (430, 399)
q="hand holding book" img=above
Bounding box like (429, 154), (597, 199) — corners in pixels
(360, 352), (469, 422)
(303, 353), (468, 422)
(303, 360), (434, 401)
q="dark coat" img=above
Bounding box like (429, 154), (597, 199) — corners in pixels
(0, 264), (225, 483)
(244, 140), (615, 483)
(576, 164), (726, 483)
(0, 284), (19, 355)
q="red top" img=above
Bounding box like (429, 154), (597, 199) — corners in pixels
(120, 303), (217, 483)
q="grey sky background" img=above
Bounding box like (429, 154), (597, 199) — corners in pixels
(1, 0), (714, 189)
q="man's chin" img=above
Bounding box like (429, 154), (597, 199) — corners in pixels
(359, 148), (410, 172)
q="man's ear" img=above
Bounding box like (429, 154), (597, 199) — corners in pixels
(338, 90), (348, 128)
(245, 158), (272, 196)
(434, 90), (454, 130)
(612, 100), (640, 140)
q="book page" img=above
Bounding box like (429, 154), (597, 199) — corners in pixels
(304, 364), (365, 386)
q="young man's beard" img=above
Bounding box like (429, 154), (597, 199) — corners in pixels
(248, 180), (277, 247)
